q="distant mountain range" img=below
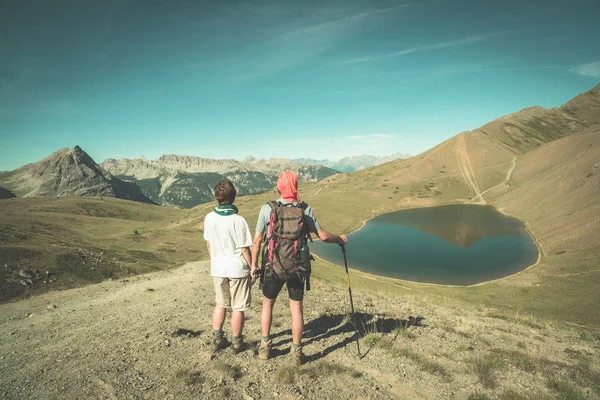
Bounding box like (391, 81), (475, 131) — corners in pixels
(100, 155), (338, 208)
(294, 153), (412, 172)
(0, 149), (344, 208)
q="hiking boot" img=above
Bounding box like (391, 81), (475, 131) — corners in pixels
(290, 346), (304, 366)
(258, 339), (271, 360)
(212, 333), (225, 354)
(231, 336), (248, 354)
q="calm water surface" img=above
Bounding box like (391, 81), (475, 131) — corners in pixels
(311, 205), (539, 285)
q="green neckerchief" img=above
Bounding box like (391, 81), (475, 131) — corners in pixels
(214, 204), (239, 216)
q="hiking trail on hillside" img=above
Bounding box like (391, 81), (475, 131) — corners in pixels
(457, 135), (486, 205)
(468, 156), (519, 203)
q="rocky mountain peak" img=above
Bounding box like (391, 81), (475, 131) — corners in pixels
(0, 146), (153, 203)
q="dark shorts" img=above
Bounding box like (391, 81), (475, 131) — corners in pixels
(262, 273), (304, 302)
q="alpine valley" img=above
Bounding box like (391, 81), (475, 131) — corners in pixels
(1, 84), (599, 400)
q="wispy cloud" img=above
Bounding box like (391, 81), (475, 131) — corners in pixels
(346, 134), (394, 140)
(251, 5), (411, 74)
(348, 64), (576, 77)
(569, 61), (600, 78)
(277, 4), (410, 41)
(341, 34), (497, 64)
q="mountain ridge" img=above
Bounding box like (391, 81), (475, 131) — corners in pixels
(294, 152), (412, 172)
(100, 155), (339, 208)
(0, 146), (154, 203)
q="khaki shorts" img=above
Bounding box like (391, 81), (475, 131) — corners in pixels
(213, 276), (251, 312)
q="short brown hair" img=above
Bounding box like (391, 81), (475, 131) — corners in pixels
(214, 179), (236, 205)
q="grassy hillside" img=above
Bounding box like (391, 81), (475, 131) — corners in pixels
(2, 85), (599, 331)
(0, 197), (207, 302)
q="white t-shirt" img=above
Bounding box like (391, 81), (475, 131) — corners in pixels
(203, 212), (253, 278)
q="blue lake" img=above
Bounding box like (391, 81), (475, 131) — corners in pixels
(310, 204), (539, 286)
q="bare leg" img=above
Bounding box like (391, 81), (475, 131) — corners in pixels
(289, 300), (304, 345)
(231, 311), (245, 337)
(261, 296), (276, 337)
(212, 305), (226, 331)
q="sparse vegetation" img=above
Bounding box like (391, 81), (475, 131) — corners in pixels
(579, 330), (600, 342)
(275, 361), (362, 385)
(467, 393), (490, 400)
(393, 325), (416, 340)
(175, 368), (204, 386)
(393, 346), (451, 380)
(214, 361), (242, 380)
(492, 349), (538, 373)
(363, 332), (382, 347)
(441, 322), (472, 338)
(486, 312), (544, 330)
(275, 363), (297, 385)
(498, 389), (553, 400)
(467, 355), (504, 388)
(545, 377), (587, 400)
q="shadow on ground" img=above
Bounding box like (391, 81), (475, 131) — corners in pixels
(270, 313), (426, 362)
(172, 328), (203, 338)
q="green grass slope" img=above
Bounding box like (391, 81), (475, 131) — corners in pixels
(0, 197), (207, 302)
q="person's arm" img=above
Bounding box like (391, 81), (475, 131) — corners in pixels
(251, 205), (268, 277)
(235, 217), (253, 271)
(240, 246), (252, 267)
(251, 232), (263, 277)
(304, 206), (348, 246)
(203, 214), (211, 256)
(317, 227), (348, 246)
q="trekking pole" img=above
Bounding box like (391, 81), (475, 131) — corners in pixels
(341, 244), (361, 356)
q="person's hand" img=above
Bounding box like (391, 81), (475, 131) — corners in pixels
(251, 266), (261, 280)
(338, 234), (348, 246)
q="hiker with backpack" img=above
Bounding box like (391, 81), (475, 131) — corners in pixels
(251, 171), (348, 364)
(204, 179), (253, 356)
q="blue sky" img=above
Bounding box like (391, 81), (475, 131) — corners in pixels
(1, 0), (599, 170)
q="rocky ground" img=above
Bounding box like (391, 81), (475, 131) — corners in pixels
(1, 261), (599, 400)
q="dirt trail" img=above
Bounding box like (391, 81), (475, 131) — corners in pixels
(505, 156), (518, 182)
(467, 156), (519, 203)
(1, 261), (597, 400)
(457, 135), (486, 204)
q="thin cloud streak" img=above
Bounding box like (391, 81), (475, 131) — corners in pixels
(348, 64), (577, 77)
(569, 61), (600, 78)
(341, 33), (498, 64)
(277, 4), (411, 41)
(248, 4), (412, 77)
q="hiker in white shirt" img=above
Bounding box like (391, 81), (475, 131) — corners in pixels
(203, 179), (252, 355)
